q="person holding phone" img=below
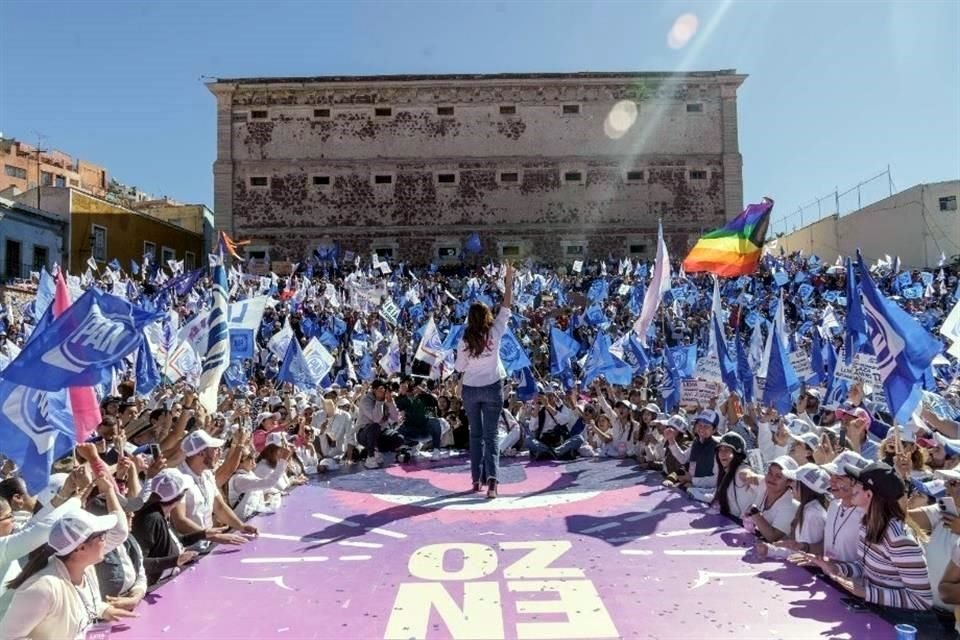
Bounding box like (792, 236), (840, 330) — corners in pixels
(908, 468), (960, 617)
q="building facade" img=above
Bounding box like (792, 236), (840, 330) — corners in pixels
(1, 138), (108, 199)
(778, 180), (960, 269)
(11, 187), (204, 275)
(207, 71), (746, 264)
(133, 201), (216, 261)
(0, 195), (68, 281)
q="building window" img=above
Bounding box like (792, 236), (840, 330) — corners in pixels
(374, 247), (395, 259)
(437, 106), (455, 116)
(312, 175), (331, 187)
(54, 175), (66, 187)
(313, 108), (331, 118)
(143, 241), (157, 261)
(4, 165), (27, 179)
(562, 104), (581, 115)
(184, 251), (196, 270)
(4, 239), (21, 279)
(92, 225), (107, 262)
(499, 105), (517, 116)
(374, 107), (393, 117)
(940, 195), (957, 211)
(249, 176), (269, 187)
(437, 246), (459, 259)
(688, 170), (708, 180)
(626, 170), (645, 182)
(247, 249), (267, 262)
(501, 245), (521, 257)
(250, 109), (269, 120)
(69, 178), (79, 187)
(40, 171), (53, 186)
(435, 172), (458, 185)
(498, 171), (520, 184)
(161, 246), (175, 265)
(32, 245), (48, 272)
(565, 244), (585, 256)
(562, 170), (584, 185)
(686, 103), (703, 113)
(373, 174), (394, 185)
(628, 243), (647, 255)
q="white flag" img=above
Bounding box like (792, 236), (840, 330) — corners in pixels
(632, 220), (671, 345)
(268, 318), (294, 360)
(415, 317), (443, 365)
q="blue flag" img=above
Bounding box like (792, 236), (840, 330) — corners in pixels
(465, 232), (482, 254)
(0, 383), (75, 493)
(277, 338), (318, 389)
(762, 315), (800, 414)
(549, 327), (581, 377)
(713, 313), (739, 394)
(735, 325), (754, 403)
(583, 332), (633, 387)
(810, 329), (826, 386)
(665, 344), (697, 379)
(499, 329), (531, 375)
(516, 366), (538, 402)
(587, 279), (609, 303)
(855, 251), (942, 423)
(130, 260), (140, 276)
(622, 332), (650, 374)
(583, 303), (608, 327)
(844, 257), (868, 364)
(32, 269), (56, 320)
(1, 289), (158, 391)
(135, 336), (161, 394)
(357, 353), (375, 382)
(108, 258), (122, 272)
(441, 324), (465, 352)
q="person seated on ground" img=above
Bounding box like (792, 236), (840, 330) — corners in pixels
(527, 389), (575, 449)
(718, 392), (758, 450)
(0, 478), (41, 531)
(882, 425), (932, 489)
(659, 414), (692, 479)
(292, 420), (319, 475)
(702, 432), (755, 518)
(638, 413), (669, 470)
(665, 410), (720, 491)
(523, 394), (589, 462)
(595, 384), (638, 459)
(228, 444), (290, 520)
(758, 464), (830, 559)
(88, 491), (146, 612)
(357, 379), (402, 470)
(739, 456), (799, 543)
(251, 410), (285, 453)
(797, 462), (933, 611)
(496, 401), (522, 456)
(131, 469), (202, 586)
(909, 467), (960, 619)
(0, 473), (135, 640)
(634, 403), (661, 463)
(259, 432), (307, 491)
(585, 411), (614, 458)
(396, 377), (443, 450)
(820, 451), (871, 562)
(171, 431), (258, 541)
(756, 407), (790, 465)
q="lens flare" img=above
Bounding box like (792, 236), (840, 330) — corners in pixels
(667, 13), (699, 50)
(603, 100), (638, 140)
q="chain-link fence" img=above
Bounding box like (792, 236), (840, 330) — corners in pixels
(771, 167), (894, 235)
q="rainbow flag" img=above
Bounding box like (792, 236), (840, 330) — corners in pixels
(682, 198), (774, 277)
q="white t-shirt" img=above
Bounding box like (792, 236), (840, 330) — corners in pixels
(794, 500), (828, 545)
(178, 464), (217, 529)
(919, 504), (959, 610)
(756, 488), (798, 538)
(724, 475), (759, 518)
(455, 306), (510, 387)
(823, 500), (864, 563)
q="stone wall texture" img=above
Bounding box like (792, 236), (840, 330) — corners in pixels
(208, 71), (746, 263)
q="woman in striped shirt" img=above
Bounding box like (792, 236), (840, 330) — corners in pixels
(803, 462), (933, 610)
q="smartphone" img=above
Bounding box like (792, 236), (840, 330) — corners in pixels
(840, 597), (869, 612)
(940, 497), (958, 516)
(149, 444), (162, 460)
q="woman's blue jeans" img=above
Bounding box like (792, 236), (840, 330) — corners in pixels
(463, 380), (503, 484)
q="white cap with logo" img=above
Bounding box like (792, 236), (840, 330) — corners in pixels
(181, 431), (226, 457)
(48, 510), (118, 557)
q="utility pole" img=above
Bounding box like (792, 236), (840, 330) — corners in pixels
(31, 132), (48, 211)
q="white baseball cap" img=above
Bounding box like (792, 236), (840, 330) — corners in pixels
(181, 430), (226, 456)
(934, 468), (960, 483)
(255, 411), (280, 426)
(264, 432), (288, 448)
(151, 469), (189, 502)
(667, 415), (690, 433)
(788, 431), (820, 451)
(48, 510), (118, 557)
(822, 451), (870, 476)
(767, 455), (799, 473)
(783, 463), (831, 495)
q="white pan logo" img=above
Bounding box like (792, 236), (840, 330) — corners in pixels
(2, 386), (60, 454)
(40, 301), (137, 373)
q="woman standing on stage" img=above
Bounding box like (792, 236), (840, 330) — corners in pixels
(455, 262), (513, 499)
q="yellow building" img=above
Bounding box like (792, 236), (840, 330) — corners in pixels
(133, 201), (215, 256)
(12, 187), (204, 274)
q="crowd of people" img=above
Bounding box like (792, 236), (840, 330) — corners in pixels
(0, 243), (958, 638)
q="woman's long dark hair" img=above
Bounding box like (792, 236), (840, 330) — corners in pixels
(791, 484), (830, 537)
(7, 544), (58, 590)
(463, 303), (494, 358)
(713, 450), (746, 517)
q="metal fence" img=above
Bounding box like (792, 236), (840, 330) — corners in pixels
(770, 167), (895, 236)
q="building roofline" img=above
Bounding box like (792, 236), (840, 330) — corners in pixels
(0, 194), (68, 226)
(208, 70), (745, 89)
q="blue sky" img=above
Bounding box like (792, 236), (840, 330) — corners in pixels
(1, 0), (957, 235)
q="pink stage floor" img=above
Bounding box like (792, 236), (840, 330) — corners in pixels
(115, 457), (911, 639)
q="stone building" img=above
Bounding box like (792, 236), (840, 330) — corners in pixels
(207, 71), (746, 264)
